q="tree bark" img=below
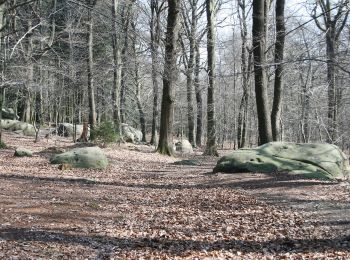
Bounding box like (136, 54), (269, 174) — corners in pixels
(252, 0), (272, 145)
(271, 0), (285, 141)
(111, 0), (122, 137)
(194, 44), (202, 147)
(203, 0), (218, 156)
(150, 0), (163, 145)
(86, 3), (96, 132)
(157, 0), (180, 156)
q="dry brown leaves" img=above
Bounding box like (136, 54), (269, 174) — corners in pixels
(0, 132), (349, 259)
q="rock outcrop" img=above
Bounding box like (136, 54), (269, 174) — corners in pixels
(214, 142), (350, 180)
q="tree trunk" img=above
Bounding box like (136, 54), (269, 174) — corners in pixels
(157, 0), (180, 156)
(271, 0), (285, 141)
(87, 5), (96, 132)
(326, 28), (337, 142)
(237, 0), (250, 148)
(203, 0), (218, 156)
(150, 0), (162, 145)
(252, 0), (272, 145)
(194, 44), (202, 147)
(111, 0), (122, 137)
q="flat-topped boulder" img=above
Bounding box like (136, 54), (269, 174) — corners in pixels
(50, 146), (108, 169)
(14, 147), (33, 157)
(214, 142), (350, 180)
(1, 119), (35, 136)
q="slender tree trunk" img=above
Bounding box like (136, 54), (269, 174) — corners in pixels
(86, 6), (96, 131)
(237, 0), (250, 148)
(185, 1), (197, 147)
(157, 0), (180, 156)
(326, 28), (337, 142)
(271, 0), (285, 141)
(204, 0), (218, 156)
(194, 45), (202, 147)
(150, 0), (162, 145)
(131, 18), (146, 142)
(119, 2), (132, 124)
(111, 0), (122, 137)
(252, 0), (272, 145)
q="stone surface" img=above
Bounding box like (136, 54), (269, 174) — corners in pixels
(1, 120), (35, 136)
(14, 147), (33, 157)
(174, 139), (193, 154)
(2, 108), (19, 120)
(213, 142), (350, 180)
(122, 124), (142, 143)
(50, 146), (108, 169)
(55, 123), (87, 138)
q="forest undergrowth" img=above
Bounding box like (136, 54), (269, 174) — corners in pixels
(0, 132), (349, 259)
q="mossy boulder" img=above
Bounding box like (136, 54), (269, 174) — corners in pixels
(50, 146), (108, 169)
(14, 148), (33, 157)
(1, 119), (35, 136)
(213, 142), (350, 180)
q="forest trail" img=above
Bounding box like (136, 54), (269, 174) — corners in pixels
(0, 132), (349, 258)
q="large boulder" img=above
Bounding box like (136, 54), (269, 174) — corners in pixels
(213, 142), (350, 180)
(174, 139), (193, 154)
(1, 119), (35, 136)
(121, 124), (142, 143)
(2, 108), (19, 120)
(50, 146), (108, 169)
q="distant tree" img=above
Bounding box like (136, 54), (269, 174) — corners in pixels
(311, 0), (349, 143)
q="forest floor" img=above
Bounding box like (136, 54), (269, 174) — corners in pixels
(0, 131), (350, 259)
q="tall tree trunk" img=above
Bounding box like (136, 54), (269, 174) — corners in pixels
(194, 44), (202, 147)
(111, 0), (122, 137)
(157, 0), (180, 156)
(237, 0), (250, 148)
(119, 2), (132, 124)
(131, 17), (146, 142)
(185, 1), (197, 147)
(271, 0), (285, 141)
(86, 5), (96, 131)
(252, 0), (272, 145)
(150, 0), (162, 145)
(204, 0), (218, 156)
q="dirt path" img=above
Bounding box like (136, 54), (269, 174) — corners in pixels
(0, 132), (349, 258)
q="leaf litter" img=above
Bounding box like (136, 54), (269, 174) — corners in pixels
(0, 132), (349, 259)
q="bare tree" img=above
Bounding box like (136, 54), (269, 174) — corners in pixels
(271, 0), (286, 141)
(204, 0), (218, 156)
(86, 0), (97, 132)
(150, 0), (165, 145)
(312, 0), (349, 143)
(252, 0), (273, 144)
(157, 0), (180, 155)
